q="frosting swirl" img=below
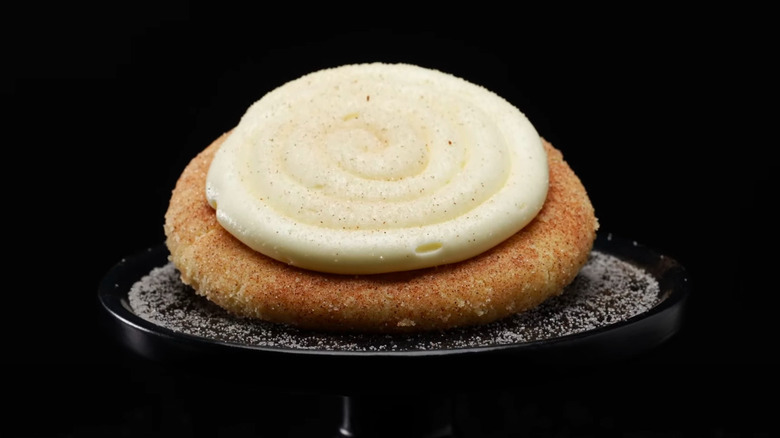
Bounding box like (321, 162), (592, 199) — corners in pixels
(205, 63), (548, 274)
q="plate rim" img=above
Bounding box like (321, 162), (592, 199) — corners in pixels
(98, 232), (690, 362)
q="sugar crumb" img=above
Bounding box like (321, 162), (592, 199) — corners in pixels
(128, 251), (661, 351)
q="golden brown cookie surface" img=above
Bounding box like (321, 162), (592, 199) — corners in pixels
(164, 133), (598, 333)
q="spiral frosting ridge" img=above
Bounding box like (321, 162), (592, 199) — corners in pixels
(206, 63), (548, 274)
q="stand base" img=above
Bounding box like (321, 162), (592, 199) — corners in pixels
(337, 394), (454, 438)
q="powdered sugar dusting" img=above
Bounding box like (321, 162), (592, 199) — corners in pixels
(128, 251), (660, 352)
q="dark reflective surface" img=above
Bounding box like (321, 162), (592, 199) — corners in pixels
(98, 233), (687, 367)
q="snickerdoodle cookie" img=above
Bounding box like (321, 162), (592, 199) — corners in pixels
(163, 63), (598, 333)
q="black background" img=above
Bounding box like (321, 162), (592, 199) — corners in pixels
(5, 3), (773, 437)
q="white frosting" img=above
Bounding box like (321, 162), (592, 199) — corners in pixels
(206, 63), (548, 274)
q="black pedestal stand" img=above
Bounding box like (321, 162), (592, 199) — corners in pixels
(99, 234), (688, 437)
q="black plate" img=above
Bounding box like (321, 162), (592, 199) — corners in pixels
(99, 233), (689, 374)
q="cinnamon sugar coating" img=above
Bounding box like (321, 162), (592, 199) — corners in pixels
(164, 133), (598, 333)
